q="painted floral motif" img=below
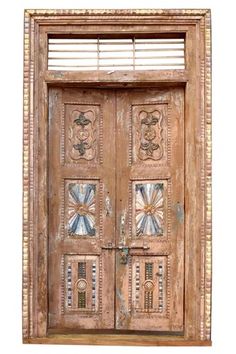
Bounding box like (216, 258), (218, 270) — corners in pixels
(135, 183), (164, 236)
(68, 183), (96, 236)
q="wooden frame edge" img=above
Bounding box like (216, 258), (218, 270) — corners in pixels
(23, 9), (30, 340)
(24, 8), (210, 17)
(22, 8), (212, 345)
(204, 9), (212, 341)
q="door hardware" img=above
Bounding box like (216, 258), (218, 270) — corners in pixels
(119, 247), (129, 264)
(101, 243), (150, 264)
(101, 243), (150, 251)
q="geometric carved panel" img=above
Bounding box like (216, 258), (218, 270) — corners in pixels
(131, 256), (168, 315)
(131, 103), (169, 165)
(64, 255), (99, 313)
(65, 180), (99, 237)
(132, 180), (167, 238)
(64, 104), (100, 164)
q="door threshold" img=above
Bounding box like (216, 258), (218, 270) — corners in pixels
(25, 333), (211, 346)
(48, 328), (184, 335)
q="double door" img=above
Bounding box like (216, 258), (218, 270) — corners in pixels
(48, 87), (184, 332)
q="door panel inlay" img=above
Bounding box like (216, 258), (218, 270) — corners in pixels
(132, 180), (168, 238)
(66, 181), (98, 237)
(64, 255), (99, 313)
(135, 182), (164, 237)
(131, 256), (167, 315)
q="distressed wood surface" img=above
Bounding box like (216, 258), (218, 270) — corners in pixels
(115, 88), (184, 331)
(23, 8), (212, 346)
(48, 88), (116, 330)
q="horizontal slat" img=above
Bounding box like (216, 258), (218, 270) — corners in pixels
(48, 37), (185, 71)
(49, 63), (184, 68)
(49, 55), (184, 60)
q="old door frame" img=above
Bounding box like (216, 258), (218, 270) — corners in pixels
(23, 9), (212, 346)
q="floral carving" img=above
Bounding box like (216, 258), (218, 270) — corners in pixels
(74, 112), (91, 127)
(138, 110), (163, 160)
(68, 109), (96, 161)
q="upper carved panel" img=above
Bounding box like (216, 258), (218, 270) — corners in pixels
(63, 104), (100, 164)
(131, 103), (169, 165)
(139, 110), (163, 160)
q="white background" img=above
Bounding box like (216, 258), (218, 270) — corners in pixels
(0, 0), (235, 353)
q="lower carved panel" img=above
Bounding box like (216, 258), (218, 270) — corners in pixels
(131, 256), (168, 315)
(64, 255), (99, 313)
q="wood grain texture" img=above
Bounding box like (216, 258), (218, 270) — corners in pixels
(22, 8), (212, 345)
(48, 88), (116, 330)
(115, 88), (184, 332)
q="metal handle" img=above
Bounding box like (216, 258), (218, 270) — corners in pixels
(130, 244), (150, 250)
(101, 243), (150, 251)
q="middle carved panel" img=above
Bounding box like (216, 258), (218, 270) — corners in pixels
(132, 180), (168, 239)
(64, 179), (100, 238)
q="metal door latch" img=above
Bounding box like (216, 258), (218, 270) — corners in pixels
(119, 247), (129, 264)
(101, 243), (150, 264)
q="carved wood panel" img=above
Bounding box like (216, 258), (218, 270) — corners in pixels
(63, 104), (101, 164)
(63, 255), (100, 313)
(132, 103), (169, 165)
(64, 180), (99, 237)
(131, 256), (168, 315)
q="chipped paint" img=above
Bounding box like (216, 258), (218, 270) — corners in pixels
(116, 289), (130, 327)
(175, 202), (184, 224)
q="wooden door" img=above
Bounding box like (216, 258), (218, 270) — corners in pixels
(48, 87), (184, 332)
(48, 88), (116, 329)
(115, 88), (184, 331)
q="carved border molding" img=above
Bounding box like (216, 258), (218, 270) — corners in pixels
(25, 8), (209, 19)
(23, 9), (212, 344)
(204, 11), (212, 341)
